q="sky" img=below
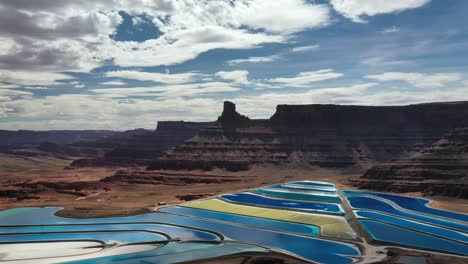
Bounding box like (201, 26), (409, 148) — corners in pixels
(1, 0), (468, 130)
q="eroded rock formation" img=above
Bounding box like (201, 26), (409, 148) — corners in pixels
(350, 128), (468, 198)
(71, 121), (211, 167)
(149, 101), (468, 172)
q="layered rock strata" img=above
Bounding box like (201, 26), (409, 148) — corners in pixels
(350, 128), (468, 198)
(71, 121), (211, 167)
(150, 101), (468, 172)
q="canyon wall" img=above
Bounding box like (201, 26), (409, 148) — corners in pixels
(149, 101), (468, 172)
(350, 127), (468, 198)
(71, 121), (211, 167)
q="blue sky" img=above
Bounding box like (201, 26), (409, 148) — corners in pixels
(0, 0), (467, 130)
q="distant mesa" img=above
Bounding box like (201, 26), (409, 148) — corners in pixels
(149, 101), (468, 174)
(70, 121), (211, 168)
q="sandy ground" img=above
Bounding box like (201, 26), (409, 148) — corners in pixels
(0, 162), (466, 218)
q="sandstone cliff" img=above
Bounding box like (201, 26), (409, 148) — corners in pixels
(149, 101), (468, 172)
(71, 121), (211, 167)
(349, 128), (468, 198)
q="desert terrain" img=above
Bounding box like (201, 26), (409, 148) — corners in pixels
(1, 161), (466, 218)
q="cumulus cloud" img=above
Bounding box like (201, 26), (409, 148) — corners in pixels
(0, 0), (331, 75)
(215, 70), (249, 84)
(267, 69), (344, 87)
(365, 72), (461, 88)
(330, 0), (431, 23)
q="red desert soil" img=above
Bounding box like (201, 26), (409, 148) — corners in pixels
(1, 163), (467, 218)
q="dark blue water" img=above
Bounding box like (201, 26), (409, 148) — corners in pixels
(355, 211), (468, 244)
(343, 190), (468, 222)
(360, 220), (468, 256)
(0, 207), (360, 264)
(347, 196), (468, 232)
(220, 192), (345, 215)
(270, 184), (337, 193)
(160, 206), (320, 236)
(256, 188), (342, 202)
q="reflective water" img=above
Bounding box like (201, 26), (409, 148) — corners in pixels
(360, 220), (468, 255)
(343, 190), (468, 222)
(221, 192), (345, 215)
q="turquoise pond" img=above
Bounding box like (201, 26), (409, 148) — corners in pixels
(0, 182), (466, 263)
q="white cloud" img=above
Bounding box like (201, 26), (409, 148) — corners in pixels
(227, 55), (282, 65)
(105, 70), (202, 84)
(0, 70), (74, 86)
(330, 0), (431, 23)
(91, 82), (240, 98)
(267, 69), (344, 87)
(232, 83), (376, 117)
(290, 45), (320, 53)
(0, 83), (19, 89)
(0, 93), (222, 130)
(0, 0), (332, 86)
(381, 26), (400, 34)
(361, 56), (410, 66)
(99, 80), (126, 86)
(365, 72), (461, 88)
(215, 70), (249, 84)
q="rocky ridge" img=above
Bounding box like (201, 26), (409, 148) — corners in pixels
(349, 128), (468, 198)
(71, 121), (211, 167)
(149, 101), (468, 172)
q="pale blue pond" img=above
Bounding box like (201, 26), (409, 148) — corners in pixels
(0, 223), (219, 241)
(343, 190), (468, 222)
(220, 192), (345, 215)
(0, 207), (360, 264)
(63, 242), (269, 264)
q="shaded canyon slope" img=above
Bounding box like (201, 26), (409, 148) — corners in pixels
(350, 127), (468, 198)
(149, 101), (468, 173)
(71, 121), (211, 167)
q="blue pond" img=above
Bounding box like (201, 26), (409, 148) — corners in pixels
(0, 231), (167, 244)
(0, 207), (360, 264)
(347, 196), (468, 232)
(360, 220), (468, 256)
(343, 190), (468, 222)
(355, 211), (468, 244)
(255, 188), (342, 203)
(220, 192), (345, 215)
(0, 223), (219, 241)
(63, 243), (269, 264)
(160, 206), (320, 236)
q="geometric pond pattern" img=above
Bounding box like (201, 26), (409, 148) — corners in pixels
(0, 181), (466, 263)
